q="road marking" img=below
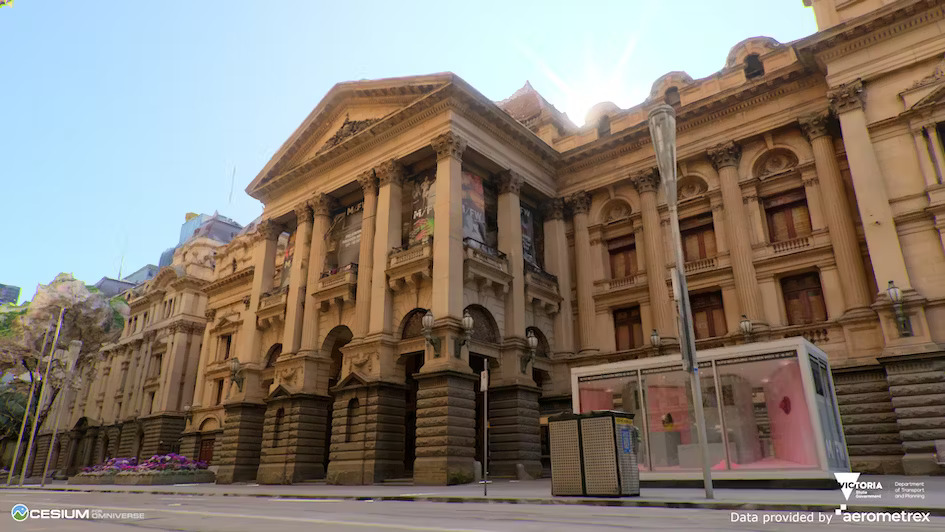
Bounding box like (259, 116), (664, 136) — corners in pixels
(19, 500), (492, 531)
(266, 498), (344, 502)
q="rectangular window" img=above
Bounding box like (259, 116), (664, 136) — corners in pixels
(608, 236), (637, 279)
(680, 213), (717, 262)
(215, 379), (224, 405)
(614, 306), (644, 350)
(221, 335), (232, 360)
(152, 355), (163, 378)
(690, 291), (727, 339)
(764, 190), (812, 242)
(146, 392), (155, 415)
(781, 272), (827, 325)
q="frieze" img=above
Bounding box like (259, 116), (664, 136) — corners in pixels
(431, 131), (467, 161)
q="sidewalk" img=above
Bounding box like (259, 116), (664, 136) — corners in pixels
(3, 475), (943, 515)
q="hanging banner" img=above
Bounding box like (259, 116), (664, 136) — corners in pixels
(521, 206), (537, 265)
(279, 231), (296, 287)
(462, 171), (487, 245)
(333, 201), (363, 270)
(409, 172), (435, 245)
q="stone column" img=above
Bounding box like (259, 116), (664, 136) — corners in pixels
(238, 219), (281, 370)
(707, 142), (766, 325)
(216, 402), (266, 483)
(369, 160), (405, 335)
(927, 124), (945, 182)
(488, 385), (541, 479)
(630, 169), (674, 339)
(913, 126), (941, 188)
(430, 131), (466, 324)
(801, 174), (827, 231)
(300, 194), (335, 355)
(353, 172), (378, 338)
(828, 80), (912, 292)
(498, 170), (526, 341)
(282, 202), (314, 354)
(801, 111), (872, 310)
(569, 192), (597, 354)
(413, 372), (477, 485)
(191, 309), (215, 409)
(542, 199), (575, 354)
(158, 327), (188, 411)
(710, 196), (728, 254)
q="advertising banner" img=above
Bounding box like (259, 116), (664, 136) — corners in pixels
(462, 171), (487, 245)
(409, 172), (435, 245)
(333, 201), (363, 269)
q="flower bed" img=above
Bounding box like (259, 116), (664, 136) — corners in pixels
(68, 454), (214, 485)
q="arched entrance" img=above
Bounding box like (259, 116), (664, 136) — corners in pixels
(399, 309), (428, 475)
(321, 325), (352, 473)
(465, 305), (501, 466)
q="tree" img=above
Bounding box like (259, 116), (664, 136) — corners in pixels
(0, 273), (128, 473)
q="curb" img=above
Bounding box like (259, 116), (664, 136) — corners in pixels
(3, 485), (943, 516)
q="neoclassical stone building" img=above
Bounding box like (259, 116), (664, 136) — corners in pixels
(31, 237), (221, 476)
(192, 0), (945, 483)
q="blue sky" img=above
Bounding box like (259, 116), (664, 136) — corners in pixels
(0, 1), (817, 302)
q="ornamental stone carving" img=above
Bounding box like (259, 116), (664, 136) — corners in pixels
(630, 168), (660, 194)
(277, 366), (299, 388)
(310, 193), (337, 217)
(357, 169), (378, 195)
(258, 219), (283, 241)
(707, 141), (742, 170)
(799, 111), (833, 141)
(294, 202), (313, 225)
(828, 79), (864, 114)
(753, 149), (799, 179)
(602, 200), (631, 223)
(431, 131), (467, 161)
(498, 170), (524, 195)
(567, 192), (591, 215)
(677, 176), (708, 199)
(541, 198), (566, 220)
(375, 159), (405, 186)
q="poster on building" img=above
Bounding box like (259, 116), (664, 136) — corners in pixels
(330, 201), (363, 271)
(462, 171), (487, 245)
(409, 172), (435, 245)
(279, 232), (296, 287)
(521, 206), (536, 265)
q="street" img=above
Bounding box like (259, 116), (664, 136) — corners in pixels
(2, 489), (944, 532)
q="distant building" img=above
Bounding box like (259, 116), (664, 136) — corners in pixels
(122, 264), (159, 285)
(0, 284), (21, 305)
(159, 213), (243, 268)
(93, 278), (136, 298)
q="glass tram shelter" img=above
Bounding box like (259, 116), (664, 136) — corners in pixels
(571, 337), (850, 480)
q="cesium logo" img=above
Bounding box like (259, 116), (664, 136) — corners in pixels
(11, 504), (28, 522)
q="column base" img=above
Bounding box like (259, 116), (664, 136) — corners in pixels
(256, 392), (331, 484)
(326, 380), (406, 485)
(179, 432), (199, 461)
(832, 366), (904, 474)
(139, 413), (186, 457)
(413, 370), (476, 485)
(901, 453), (945, 476)
(487, 385), (541, 479)
(881, 353), (945, 476)
(215, 402), (266, 484)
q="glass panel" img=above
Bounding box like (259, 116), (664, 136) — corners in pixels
(811, 355), (847, 470)
(577, 372), (647, 470)
(715, 353), (818, 469)
(642, 366), (722, 471)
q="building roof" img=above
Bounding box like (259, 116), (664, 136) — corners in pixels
(94, 277), (136, 298)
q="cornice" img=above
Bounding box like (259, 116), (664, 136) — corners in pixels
(205, 266), (255, 296)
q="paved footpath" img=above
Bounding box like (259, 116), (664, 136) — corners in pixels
(3, 474), (943, 515)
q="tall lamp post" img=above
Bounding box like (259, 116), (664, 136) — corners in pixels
(648, 104), (714, 499)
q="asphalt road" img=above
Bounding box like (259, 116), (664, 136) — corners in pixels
(1, 489), (943, 531)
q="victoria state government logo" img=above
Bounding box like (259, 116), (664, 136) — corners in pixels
(11, 504), (28, 522)
(835, 472), (883, 501)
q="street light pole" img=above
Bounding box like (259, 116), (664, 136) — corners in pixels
(648, 104), (714, 500)
(41, 341), (81, 487)
(6, 326), (52, 486)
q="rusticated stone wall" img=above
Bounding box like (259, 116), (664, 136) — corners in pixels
(257, 393), (331, 484)
(488, 385), (541, 478)
(413, 371), (476, 485)
(832, 368), (903, 474)
(215, 402), (266, 484)
(884, 356), (945, 475)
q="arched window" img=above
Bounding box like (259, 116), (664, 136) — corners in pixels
(265, 344), (283, 368)
(526, 327), (550, 358)
(744, 54), (764, 79)
(399, 309), (428, 340)
(664, 87), (680, 106)
(345, 398), (360, 443)
(464, 305), (500, 343)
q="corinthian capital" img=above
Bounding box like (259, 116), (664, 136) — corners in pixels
(567, 192), (591, 215)
(542, 198), (566, 220)
(294, 201), (313, 225)
(629, 168), (660, 194)
(431, 131), (467, 161)
(828, 79), (864, 115)
(357, 169), (378, 195)
(309, 193), (337, 217)
(707, 141), (742, 171)
(799, 111), (833, 142)
(375, 159), (406, 186)
(497, 170), (524, 195)
(258, 219), (283, 241)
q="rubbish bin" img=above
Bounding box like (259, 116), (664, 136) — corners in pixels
(549, 410), (640, 497)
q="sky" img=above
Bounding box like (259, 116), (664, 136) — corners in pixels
(0, 1), (818, 303)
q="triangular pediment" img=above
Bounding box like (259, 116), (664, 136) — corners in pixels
(247, 73), (456, 197)
(912, 83), (945, 110)
(333, 372), (368, 391)
(266, 384), (291, 400)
